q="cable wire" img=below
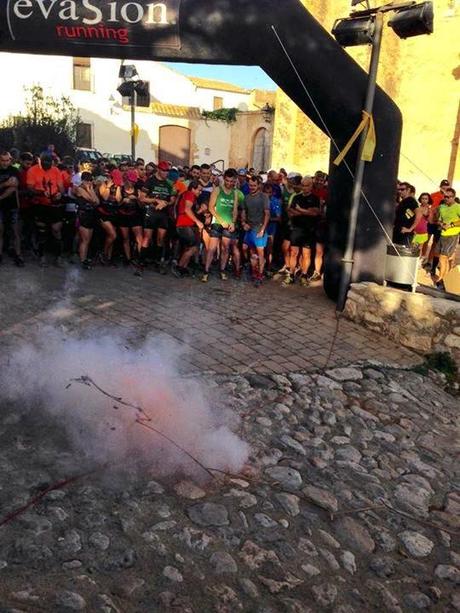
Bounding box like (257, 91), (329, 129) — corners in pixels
(399, 152), (439, 189)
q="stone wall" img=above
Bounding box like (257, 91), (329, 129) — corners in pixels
(344, 283), (460, 364)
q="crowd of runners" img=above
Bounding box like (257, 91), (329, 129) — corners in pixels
(0, 148), (328, 287)
(0, 146), (458, 290)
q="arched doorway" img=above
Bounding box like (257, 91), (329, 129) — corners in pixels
(158, 125), (191, 167)
(252, 127), (270, 173)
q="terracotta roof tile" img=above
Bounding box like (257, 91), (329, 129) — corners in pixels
(134, 102), (202, 118)
(189, 77), (250, 94)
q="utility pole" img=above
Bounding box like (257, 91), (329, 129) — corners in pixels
(336, 11), (384, 312)
(131, 89), (136, 161)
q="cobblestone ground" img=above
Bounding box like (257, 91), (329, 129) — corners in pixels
(1, 262), (459, 612)
(0, 262), (418, 373)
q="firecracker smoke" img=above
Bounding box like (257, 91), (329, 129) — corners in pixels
(0, 328), (249, 481)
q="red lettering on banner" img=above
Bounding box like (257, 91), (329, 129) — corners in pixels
(55, 23), (130, 44)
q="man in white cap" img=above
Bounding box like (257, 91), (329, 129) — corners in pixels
(237, 168), (250, 196)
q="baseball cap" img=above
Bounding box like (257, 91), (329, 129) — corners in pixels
(238, 168), (247, 176)
(440, 179), (450, 186)
(287, 172), (301, 179)
(158, 161), (170, 171)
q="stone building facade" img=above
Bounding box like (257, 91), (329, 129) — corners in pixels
(0, 54), (274, 168)
(271, 0), (459, 193)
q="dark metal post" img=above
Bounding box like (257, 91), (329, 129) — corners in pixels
(131, 89), (136, 160)
(336, 11), (384, 312)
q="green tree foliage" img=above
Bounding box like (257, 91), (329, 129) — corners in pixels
(0, 86), (81, 156)
(202, 108), (238, 124)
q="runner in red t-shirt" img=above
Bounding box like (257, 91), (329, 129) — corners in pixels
(430, 179), (450, 209)
(26, 154), (65, 266)
(173, 181), (203, 277)
(60, 165), (73, 193)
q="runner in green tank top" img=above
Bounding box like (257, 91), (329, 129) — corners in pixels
(202, 168), (241, 282)
(214, 186), (236, 226)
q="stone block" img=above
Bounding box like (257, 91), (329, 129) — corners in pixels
(431, 300), (458, 317)
(364, 312), (384, 325)
(444, 334), (460, 349)
(344, 300), (358, 320)
(368, 286), (386, 301)
(381, 292), (403, 314)
(400, 333), (432, 353)
(387, 324), (401, 342)
(348, 291), (367, 305)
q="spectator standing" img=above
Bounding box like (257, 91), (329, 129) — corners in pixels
(431, 179), (450, 208)
(392, 182), (421, 247)
(435, 188), (460, 288)
(413, 193), (431, 261)
(0, 151), (23, 266)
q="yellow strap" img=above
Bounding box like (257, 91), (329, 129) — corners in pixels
(333, 111), (376, 166)
(361, 112), (376, 162)
(131, 123), (140, 144)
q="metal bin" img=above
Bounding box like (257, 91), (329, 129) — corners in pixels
(383, 244), (419, 293)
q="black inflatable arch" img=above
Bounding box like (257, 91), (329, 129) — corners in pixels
(0, 0), (402, 299)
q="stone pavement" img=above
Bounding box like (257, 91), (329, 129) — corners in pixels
(1, 262), (459, 613)
(0, 363), (459, 611)
(0, 261), (419, 373)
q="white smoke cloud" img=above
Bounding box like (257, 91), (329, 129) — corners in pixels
(0, 328), (249, 483)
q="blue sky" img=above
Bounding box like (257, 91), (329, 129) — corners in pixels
(165, 63), (277, 91)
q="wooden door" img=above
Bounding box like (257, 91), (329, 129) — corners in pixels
(252, 127), (269, 173)
(158, 125), (191, 166)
